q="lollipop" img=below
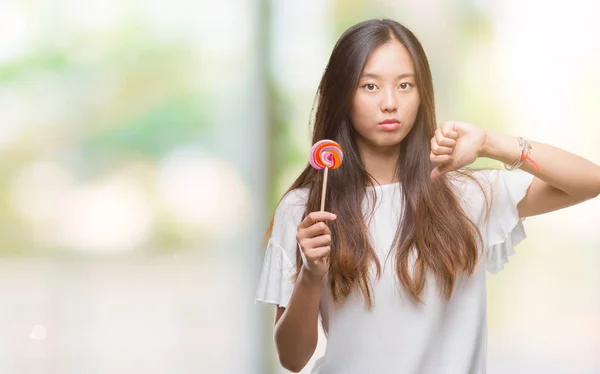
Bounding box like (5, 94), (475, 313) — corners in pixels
(310, 139), (344, 211)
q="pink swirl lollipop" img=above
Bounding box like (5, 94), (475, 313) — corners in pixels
(310, 140), (344, 170)
(309, 139), (344, 211)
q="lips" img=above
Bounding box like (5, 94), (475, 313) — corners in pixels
(378, 119), (400, 131)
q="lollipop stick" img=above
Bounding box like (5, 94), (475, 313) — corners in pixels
(320, 166), (329, 212)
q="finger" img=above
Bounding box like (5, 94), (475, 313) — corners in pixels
(302, 234), (332, 250)
(430, 154), (452, 164)
(430, 167), (442, 181)
(439, 121), (453, 135)
(431, 143), (454, 155)
(440, 122), (459, 140)
(299, 211), (337, 229)
(435, 129), (456, 147)
(430, 163), (454, 181)
(444, 130), (459, 140)
(304, 246), (331, 260)
(301, 221), (331, 239)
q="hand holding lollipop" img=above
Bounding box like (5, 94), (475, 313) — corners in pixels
(310, 139), (344, 211)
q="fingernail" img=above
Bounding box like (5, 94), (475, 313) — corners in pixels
(331, 214), (337, 219)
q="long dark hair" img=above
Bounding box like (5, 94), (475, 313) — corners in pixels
(267, 19), (484, 307)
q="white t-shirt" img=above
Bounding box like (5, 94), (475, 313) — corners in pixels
(255, 169), (535, 374)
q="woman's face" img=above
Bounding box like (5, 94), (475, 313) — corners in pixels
(350, 40), (421, 153)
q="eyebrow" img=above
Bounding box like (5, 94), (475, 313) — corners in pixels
(360, 72), (415, 79)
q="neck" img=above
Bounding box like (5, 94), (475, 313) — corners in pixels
(357, 141), (400, 185)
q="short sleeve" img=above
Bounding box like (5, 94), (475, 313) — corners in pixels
(481, 169), (535, 273)
(254, 188), (308, 308)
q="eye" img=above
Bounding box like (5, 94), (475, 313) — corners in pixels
(399, 82), (413, 91)
(362, 83), (378, 91)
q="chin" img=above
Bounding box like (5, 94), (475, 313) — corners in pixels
(356, 130), (406, 150)
(374, 134), (405, 148)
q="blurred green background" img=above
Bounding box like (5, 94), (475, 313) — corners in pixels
(0, 0), (598, 373)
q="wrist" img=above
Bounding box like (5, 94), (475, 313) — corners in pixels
(479, 130), (520, 164)
(299, 266), (324, 287)
(479, 129), (495, 159)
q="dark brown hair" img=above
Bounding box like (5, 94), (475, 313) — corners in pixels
(266, 19), (485, 307)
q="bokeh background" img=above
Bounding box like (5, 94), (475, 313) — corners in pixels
(0, 0), (598, 373)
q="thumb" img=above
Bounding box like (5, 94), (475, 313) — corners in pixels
(430, 164), (452, 181)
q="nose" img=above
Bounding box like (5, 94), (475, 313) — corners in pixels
(380, 87), (398, 113)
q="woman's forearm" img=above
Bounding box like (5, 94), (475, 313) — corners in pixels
(274, 267), (322, 373)
(480, 130), (600, 199)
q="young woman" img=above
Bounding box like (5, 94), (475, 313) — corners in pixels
(254, 19), (600, 373)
